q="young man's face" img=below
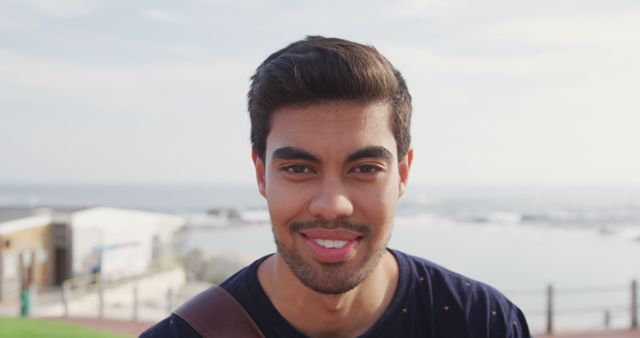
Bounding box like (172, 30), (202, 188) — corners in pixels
(253, 100), (412, 294)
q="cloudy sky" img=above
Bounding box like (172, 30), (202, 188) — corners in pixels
(1, 0), (639, 186)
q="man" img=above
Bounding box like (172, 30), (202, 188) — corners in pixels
(141, 36), (531, 338)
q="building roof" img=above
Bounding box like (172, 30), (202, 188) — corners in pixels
(0, 207), (49, 223)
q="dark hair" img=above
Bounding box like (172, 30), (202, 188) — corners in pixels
(248, 36), (412, 161)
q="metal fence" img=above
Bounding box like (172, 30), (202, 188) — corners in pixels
(507, 280), (638, 334)
(59, 270), (639, 333)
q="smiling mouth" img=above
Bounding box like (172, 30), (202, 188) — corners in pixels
(299, 230), (364, 263)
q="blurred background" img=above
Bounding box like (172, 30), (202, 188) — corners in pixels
(1, 0), (639, 336)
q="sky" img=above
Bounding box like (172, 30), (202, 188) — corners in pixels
(1, 0), (639, 186)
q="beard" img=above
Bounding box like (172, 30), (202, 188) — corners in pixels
(273, 219), (390, 295)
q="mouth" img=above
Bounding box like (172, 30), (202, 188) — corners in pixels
(299, 228), (364, 263)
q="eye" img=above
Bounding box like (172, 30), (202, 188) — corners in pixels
(352, 164), (383, 174)
(282, 164), (313, 174)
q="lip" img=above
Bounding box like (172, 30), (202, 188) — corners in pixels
(299, 229), (363, 263)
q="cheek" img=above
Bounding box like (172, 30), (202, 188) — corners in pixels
(355, 186), (397, 227)
(265, 178), (309, 227)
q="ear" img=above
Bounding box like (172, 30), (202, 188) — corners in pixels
(252, 148), (267, 198)
(398, 147), (413, 197)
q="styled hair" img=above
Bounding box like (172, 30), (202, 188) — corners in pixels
(248, 36), (412, 161)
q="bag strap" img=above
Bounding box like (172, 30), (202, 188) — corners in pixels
(173, 286), (266, 338)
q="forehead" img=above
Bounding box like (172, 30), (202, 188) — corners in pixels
(266, 101), (396, 159)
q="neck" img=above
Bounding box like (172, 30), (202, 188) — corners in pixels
(257, 251), (399, 338)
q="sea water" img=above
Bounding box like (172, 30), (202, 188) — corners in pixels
(2, 183), (639, 332)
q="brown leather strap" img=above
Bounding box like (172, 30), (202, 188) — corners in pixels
(174, 286), (266, 338)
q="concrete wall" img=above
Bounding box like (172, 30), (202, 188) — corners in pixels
(0, 213), (54, 302)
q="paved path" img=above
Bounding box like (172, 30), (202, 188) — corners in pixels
(537, 329), (640, 338)
(45, 317), (640, 338)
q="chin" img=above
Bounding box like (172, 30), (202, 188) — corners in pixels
(276, 238), (388, 295)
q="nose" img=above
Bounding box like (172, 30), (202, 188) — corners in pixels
(308, 177), (354, 221)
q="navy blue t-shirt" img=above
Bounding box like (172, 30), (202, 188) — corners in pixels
(141, 249), (531, 337)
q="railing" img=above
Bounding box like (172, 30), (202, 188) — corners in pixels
(60, 269), (639, 331)
(61, 261), (182, 320)
(507, 279), (639, 334)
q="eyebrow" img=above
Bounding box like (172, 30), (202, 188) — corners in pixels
(272, 147), (319, 162)
(346, 146), (394, 163)
(271, 145), (394, 164)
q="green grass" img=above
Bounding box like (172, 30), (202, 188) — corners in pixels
(0, 317), (132, 338)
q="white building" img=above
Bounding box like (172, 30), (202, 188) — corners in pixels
(68, 207), (184, 281)
(0, 206), (185, 302)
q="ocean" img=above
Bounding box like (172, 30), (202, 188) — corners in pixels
(1, 183), (640, 332)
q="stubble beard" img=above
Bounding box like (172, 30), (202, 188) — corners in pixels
(273, 219), (391, 295)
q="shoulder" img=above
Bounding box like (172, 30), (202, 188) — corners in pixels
(395, 249), (513, 307)
(139, 314), (201, 338)
(392, 249), (532, 337)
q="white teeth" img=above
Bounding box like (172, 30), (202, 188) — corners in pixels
(314, 239), (348, 249)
